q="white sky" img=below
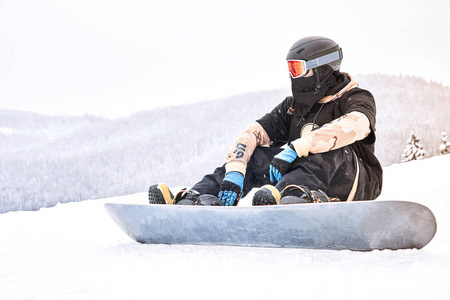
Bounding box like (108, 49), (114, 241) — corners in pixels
(0, 0), (449, 117)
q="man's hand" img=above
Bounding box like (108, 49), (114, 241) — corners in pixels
(269, 146), (298, 182)
(218, 171), (244, 206)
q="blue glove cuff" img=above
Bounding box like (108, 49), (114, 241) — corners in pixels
(276, 146), (298, 163)
(225, 171), (244, 189)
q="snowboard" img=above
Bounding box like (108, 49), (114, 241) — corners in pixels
(104, 200), (437, 251)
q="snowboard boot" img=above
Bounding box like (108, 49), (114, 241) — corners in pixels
(279, 185), (332, 204)
(148, 183), (175, 204)
(252, 185), (281, 206)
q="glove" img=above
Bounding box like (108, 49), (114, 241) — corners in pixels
(269, 146), (298, 183)
(218, 171), (244, 206)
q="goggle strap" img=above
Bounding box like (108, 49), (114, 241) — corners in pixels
(305, 50), (342, 70)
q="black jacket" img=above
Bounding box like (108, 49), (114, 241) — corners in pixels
(256, 76), (383, 200)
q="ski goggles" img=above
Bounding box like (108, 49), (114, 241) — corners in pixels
(287, 49), (342, 78)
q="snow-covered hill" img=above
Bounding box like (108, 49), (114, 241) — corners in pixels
(0, 156), (449, 300)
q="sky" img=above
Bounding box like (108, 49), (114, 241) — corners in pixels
(0, 0), (449, 118)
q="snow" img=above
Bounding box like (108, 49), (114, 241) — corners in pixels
(0, 127), (19, 136)
(1, 156), (450, 299)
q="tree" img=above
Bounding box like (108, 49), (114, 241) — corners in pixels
(439, 131), (450, 155)
(401, 130), (427, 162)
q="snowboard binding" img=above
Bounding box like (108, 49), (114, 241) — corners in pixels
(174, 189), (222, 206)
(148, 184), (222, 206)
(280, 185), (334, 204)
(252, 184), (339, 206)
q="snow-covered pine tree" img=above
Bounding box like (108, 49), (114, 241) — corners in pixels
(401, 130), (427, 162)
(439, 131), (450, 155)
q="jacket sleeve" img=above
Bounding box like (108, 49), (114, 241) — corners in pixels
(255, 97), (293, 147)
(290, 111), (371, 157)
(225, 122), (271, 176)
(339, 89), (377, 144)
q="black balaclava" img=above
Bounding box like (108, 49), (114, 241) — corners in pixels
(290, 65), (337, 117)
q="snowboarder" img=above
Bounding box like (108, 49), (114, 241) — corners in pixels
(148, 36), (383, 206)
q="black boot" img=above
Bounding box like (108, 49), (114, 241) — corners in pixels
(252, 185), (281, 206)
(148, 183), (174, 204)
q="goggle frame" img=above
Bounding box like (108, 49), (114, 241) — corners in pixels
(287, 49), (342, 79)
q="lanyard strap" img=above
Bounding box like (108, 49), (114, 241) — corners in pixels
(347, 149), (360, 202)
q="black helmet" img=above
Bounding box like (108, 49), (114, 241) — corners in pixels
(286, 36), (342, 72)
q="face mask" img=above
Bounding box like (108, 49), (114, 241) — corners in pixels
(289, 66), (336, 117)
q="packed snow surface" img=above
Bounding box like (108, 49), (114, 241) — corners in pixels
(1, 156), (449, 299)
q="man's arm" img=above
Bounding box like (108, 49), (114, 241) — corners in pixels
(290, 111), (371, 158)
(225, 122), (271, 176)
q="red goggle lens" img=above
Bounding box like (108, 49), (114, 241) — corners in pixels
(287, 60), (306, 78)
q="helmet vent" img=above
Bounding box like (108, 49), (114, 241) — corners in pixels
(296, 48), (305, 54)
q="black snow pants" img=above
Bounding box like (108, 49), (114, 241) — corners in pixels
(191, 145), (373, 202)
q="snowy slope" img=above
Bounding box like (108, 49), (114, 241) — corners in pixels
(1, 156), (449, 300)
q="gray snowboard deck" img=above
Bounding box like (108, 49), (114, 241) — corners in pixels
(104, 200), (437, 251)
